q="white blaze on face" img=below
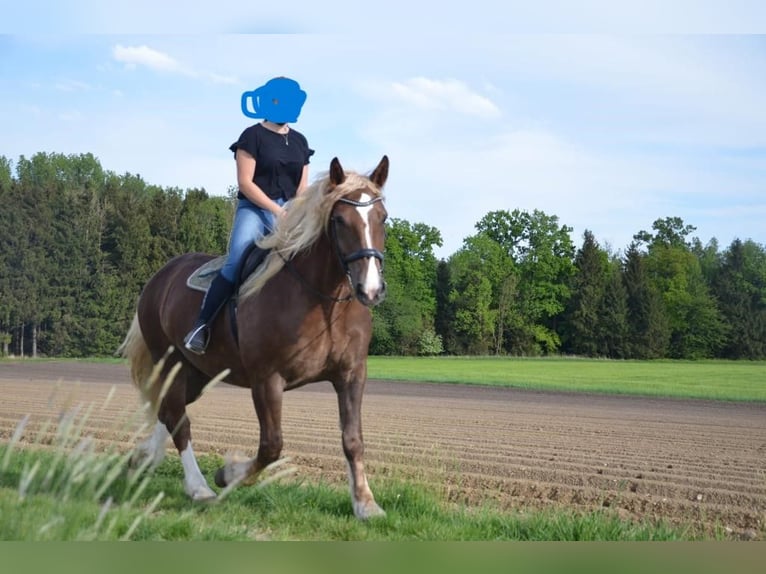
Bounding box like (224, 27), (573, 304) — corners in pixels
(355, 193), (383, 297)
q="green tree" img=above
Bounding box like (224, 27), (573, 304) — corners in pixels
(713, 239), (766, 359)
(444, 234), (516, 355)
(561, 230), (609, 356)
(636, 217), (726, 358)
(691, 237), (721, 285)
(434, 260), (455, 353)
(0, 156), (16, 355)
(622, 243), (669, 358)
(596, 258), (629, 358)
(447, 237), (497, 354)
(12, 153), (63, 356)
(370, 218), (443, 355)
(476, 209), (575, 354)
(0, 152), (238, 357)
(179, 188), (235, 255)
(634, 216), (697, 249)
(102, 173), (162, 329)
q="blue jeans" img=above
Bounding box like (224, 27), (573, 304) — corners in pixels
(220, 197), (283, 282)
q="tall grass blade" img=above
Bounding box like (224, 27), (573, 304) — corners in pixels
(121, 491), (164, 541)
(1, 414), (29, 472)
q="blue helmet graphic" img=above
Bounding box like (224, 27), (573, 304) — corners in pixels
(241, 77), (307, 123)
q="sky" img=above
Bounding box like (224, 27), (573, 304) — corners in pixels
(1, 4), (765, 260)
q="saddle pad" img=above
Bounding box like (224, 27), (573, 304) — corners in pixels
(186, 256), (226, 293)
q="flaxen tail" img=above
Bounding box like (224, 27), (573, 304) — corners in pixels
(117, 312), (173, 419)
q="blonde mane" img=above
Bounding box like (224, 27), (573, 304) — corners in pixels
(239, 170), (383, 300)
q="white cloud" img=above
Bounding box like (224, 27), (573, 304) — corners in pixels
(378, 77), (501, 119)
(111, 44), (239, 84)
(358, 64), (766, 258)
(2, 35), (763, 262)
(113, 44), (181, 72)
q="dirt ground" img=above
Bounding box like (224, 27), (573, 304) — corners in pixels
(1, 360), (764, 539)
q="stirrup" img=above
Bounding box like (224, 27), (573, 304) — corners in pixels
(183, 322), (209, 355)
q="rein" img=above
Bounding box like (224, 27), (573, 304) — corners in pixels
(280, 253), (355, 303)
(282, 195), (386, 303)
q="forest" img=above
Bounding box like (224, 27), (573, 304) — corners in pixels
(1, 152), (764, 359)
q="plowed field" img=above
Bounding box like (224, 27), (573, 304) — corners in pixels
(1, 361), (764, 539)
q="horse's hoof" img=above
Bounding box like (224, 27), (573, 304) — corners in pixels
(188, 484), (217, 502)
(355, 501), (386, 521)
(214, 467), (227, 488)
(128, 453), (154, 474)
(129, 446), (165, 472)
(193, 491), (217, 502)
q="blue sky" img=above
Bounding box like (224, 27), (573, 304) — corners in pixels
(1, 25), (765, 259)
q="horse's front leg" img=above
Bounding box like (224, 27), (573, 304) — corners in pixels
(215, 375), (285, 488)
(334, 373), (385, 520)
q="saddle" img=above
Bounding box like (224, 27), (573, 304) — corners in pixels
(185, 245), (271, 348)
(186, 256), (226, 293)
(186, 245), (271, 294)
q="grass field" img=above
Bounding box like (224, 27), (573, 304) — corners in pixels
(1, 357), (763, 541)
(0, 446), (702, 542)
(367, 357), (766, 402)
(3, 356), (764, 402)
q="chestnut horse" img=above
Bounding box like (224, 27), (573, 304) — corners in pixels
(118, 156), (389, 519)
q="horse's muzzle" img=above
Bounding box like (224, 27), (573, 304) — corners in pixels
(356, 279), (387, 307)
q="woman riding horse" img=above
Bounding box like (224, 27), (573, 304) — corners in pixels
(119, 154), (390, 520)
(184, 76), (314, 355)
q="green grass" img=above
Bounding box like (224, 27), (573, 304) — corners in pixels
(3, 355), (763, 402)
(0, 447), (705, 541)
(0, 356), (126, 364)
(0, 368), (742, 542)
(367, 357), (766, 402)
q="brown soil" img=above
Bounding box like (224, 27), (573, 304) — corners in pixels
(1, 360), (764, 539)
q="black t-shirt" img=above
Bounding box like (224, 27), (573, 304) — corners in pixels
(229, 123), (315, 201)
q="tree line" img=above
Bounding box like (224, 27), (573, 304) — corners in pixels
(1, 152), (764, 359)
(0, 153), (234, 357)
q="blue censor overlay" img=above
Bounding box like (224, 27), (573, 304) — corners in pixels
(241, 77), (307, 123)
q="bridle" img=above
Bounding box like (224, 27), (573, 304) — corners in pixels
(282, 194), (386, 303)
(332, 195), (385, 269)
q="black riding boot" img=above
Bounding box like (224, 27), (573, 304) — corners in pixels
(183, 273), (235, 355)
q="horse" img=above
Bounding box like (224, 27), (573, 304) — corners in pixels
(118, 155), (389, 520)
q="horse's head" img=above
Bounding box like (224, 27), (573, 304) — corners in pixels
(327, 155), (389, 307)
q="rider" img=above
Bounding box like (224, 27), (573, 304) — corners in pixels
(184, 77), (315, 355)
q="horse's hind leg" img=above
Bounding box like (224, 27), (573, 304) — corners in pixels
(334, 377), (385, 520)
(215, 376), (284, 488)
(131, 420), (170, 470)
(156, 358), (217, 502)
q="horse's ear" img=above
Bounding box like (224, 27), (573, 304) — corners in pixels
(370, 155), (389, 188)
(330, 157), (346, 186)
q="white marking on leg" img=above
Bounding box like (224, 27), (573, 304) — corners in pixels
(345, 459), (385, 520)
(133, 421), (170, 469)
(180, 441), (216, 501)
